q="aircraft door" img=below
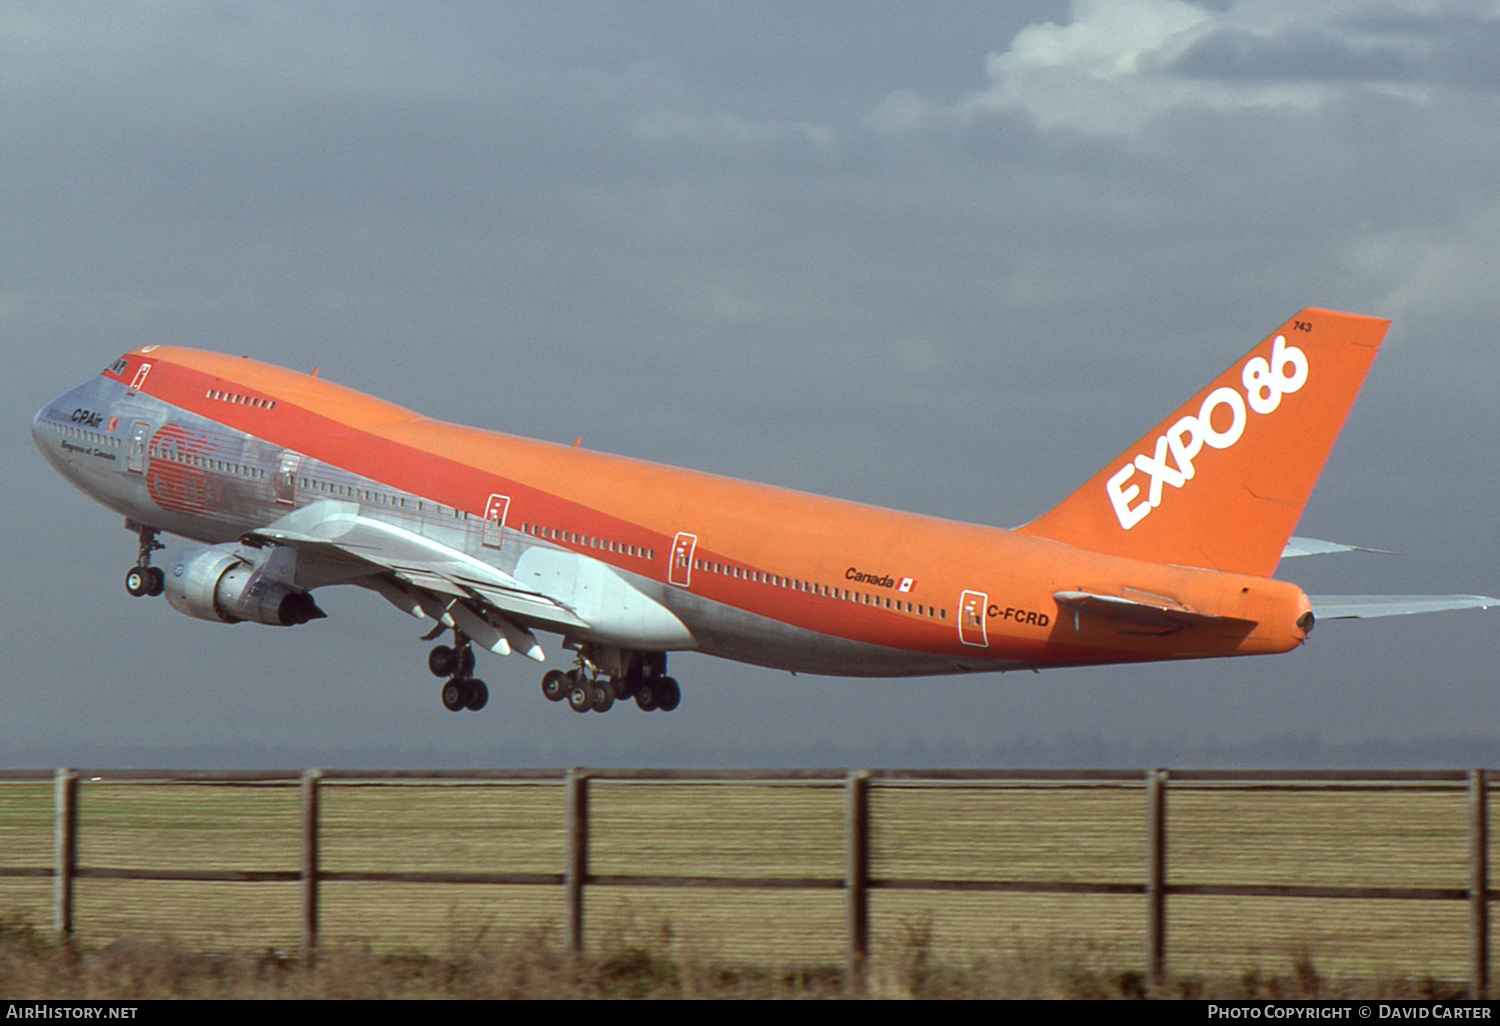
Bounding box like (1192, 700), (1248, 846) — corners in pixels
(125, 422), (151, 474)
(275, 452), (300, 505)
(959, 589), (989, 648)
(482, 493), (510, 548)
(668, 532), (697, 588)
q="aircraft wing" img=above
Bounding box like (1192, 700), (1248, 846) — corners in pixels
(1052, 590), (1258, 632)
(241, 499), (587, 658)
(1309, 595), (1500, 620)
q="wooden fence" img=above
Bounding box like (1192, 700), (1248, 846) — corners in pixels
(0, 767), (1492, 995)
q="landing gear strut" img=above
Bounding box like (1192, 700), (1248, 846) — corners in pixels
(124, 519), (164, 598)
(426, 627), (487, 712)
(542, 647), (680, 714)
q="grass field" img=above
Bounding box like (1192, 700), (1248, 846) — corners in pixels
(0, 774), (1492, 993)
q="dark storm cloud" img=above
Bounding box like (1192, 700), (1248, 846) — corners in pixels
(1348, 4), (1500, 88)
(1164, 26), (1419, 83)
(1165, 10), (1500, 89)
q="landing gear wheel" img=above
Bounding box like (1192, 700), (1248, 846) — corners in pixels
(125, 522), (165, 598)
(465, 680), (488, 711)
(429, 645), (456, 677)
(541, 670), (567, 702)
(441, 680), (468, 712)
(567, 680), (595, 714)
(657, 677), (681, 712)
(591, 683), (614, 713)
(125, 567), (151, 597)
(634, 681), (659, 711)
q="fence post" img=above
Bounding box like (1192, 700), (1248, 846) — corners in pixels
(845, 769), (871, 995)
(1471, 768), (1490, 999)
(300, 768), (323, 959)
(53, 767), (78, 942)
(1145, 767), (1168, 994)
(566, 767), (589, 957)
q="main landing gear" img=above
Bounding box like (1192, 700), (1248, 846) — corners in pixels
(416, 632), (679, 717)
(124, 520), (165, 598)
(539, 647), (681, 715)
(426, 627), (488, 712)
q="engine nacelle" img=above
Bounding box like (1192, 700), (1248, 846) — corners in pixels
(163, 544), (324, 626)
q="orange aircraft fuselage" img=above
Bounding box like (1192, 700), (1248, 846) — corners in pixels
(32, 309), (1396, 711)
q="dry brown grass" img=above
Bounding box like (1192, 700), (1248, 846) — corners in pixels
(0, 914), (1476, 1000)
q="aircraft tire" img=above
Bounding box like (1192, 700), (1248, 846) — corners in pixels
(146, 567), (165, 597)
(441, 680), (467, 712)
(591, 684), (614, 713)
(634, 682), (658, 711)
(567, 681), (594, 714)
(429, 645), (456, 678)
(125, 567), (151, 597)
(465, 680), (488, 711)
(541, 670), (567, 702)
(657, 677), (681, 712)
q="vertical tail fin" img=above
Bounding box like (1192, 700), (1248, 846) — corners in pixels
(1014, 308), (1389, 577)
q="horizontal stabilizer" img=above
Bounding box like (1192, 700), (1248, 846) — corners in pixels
(1281, 536), (1396, 558)
(1310, 595), (1499, 620)
(1053, 590), (1258, 631)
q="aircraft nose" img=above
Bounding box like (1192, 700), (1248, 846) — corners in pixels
(32, 385), (86, 464)
(31, 403), (52, 453)
(31, 401), (73, 476)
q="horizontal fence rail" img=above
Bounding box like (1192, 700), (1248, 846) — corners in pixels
(0, 767), (1491, 995)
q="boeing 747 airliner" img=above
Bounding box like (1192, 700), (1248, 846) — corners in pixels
(32, 309), (1496, 715)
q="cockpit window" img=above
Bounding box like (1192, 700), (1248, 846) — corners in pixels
(107, 357), (129, 375)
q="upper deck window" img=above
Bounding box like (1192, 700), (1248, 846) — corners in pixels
(206, 388), (276, 410)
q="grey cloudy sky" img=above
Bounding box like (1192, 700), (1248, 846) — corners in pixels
(5, 0), (1498, 768)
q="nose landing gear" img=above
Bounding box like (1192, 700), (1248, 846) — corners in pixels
(124, 520), (165, 597)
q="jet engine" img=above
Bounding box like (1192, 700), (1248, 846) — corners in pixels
(163, 544), (324, 626)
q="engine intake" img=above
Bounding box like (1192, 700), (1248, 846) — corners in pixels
(163, 544), (325, 626)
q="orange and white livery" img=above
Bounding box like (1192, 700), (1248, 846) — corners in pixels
(32, 309), (1497, 715)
